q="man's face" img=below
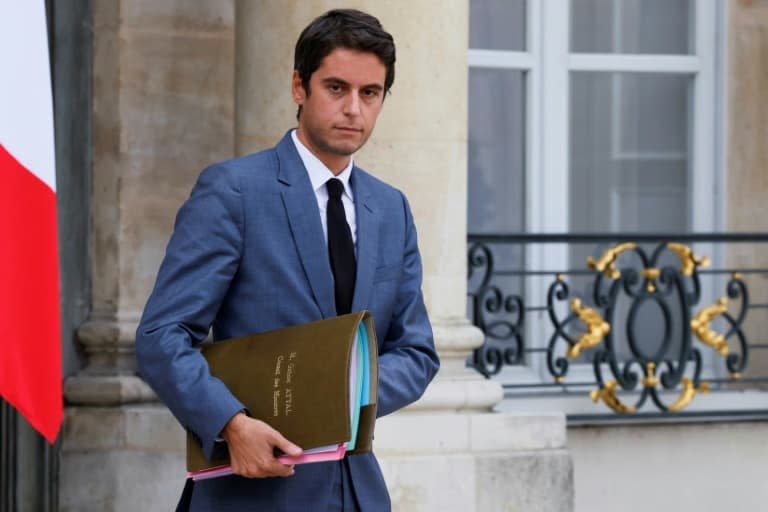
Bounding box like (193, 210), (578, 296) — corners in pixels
(293, 48), (387, 174)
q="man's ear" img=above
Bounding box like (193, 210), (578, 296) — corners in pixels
(291, 70), (305, 105)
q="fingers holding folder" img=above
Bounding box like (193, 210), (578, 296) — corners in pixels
(221, 412), (302, 478)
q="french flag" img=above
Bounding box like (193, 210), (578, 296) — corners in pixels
(0, 2), (63, 443)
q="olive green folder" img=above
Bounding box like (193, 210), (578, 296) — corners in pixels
(186, 311), (379, 473)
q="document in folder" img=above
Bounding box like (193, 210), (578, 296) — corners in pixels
(187, 311), (379, 480)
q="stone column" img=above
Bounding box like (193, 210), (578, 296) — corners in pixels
(59, 2), (236, 510)
(727, 0), (768, 382)
(236, 2), (571, 510)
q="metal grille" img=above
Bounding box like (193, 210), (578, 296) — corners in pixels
(0, 400), (58, 512)
(1, 400), (17, 512)
(468, 233), (768, 420)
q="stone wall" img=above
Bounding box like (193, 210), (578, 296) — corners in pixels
(60, 1), (235, 509)
(570, 421), (768, 512)
(727, 0), (768, 383)
(91, 0), (235, 317)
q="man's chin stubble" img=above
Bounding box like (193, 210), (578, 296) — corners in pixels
(313, 138), (360, 157)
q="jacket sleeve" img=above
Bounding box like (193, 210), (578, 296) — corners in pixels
(375, 192), (440, 417)
(135, 164), (245, 460)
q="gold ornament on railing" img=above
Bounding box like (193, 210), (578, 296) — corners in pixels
(691, 297), (730, 356)
(667, 242), (710, 276)
(641, 362), (659, 388)
(554, 241), (743, 415)
(640, 267), (661, 293)
(590, 380), (636, 414)
(567, 298), (611, 358)
(667, 378), (709, 412)
(587, 242), (637, 279)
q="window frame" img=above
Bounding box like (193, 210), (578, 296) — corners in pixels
(467, 0), (728, 388)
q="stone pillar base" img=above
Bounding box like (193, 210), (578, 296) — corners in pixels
(376, 412), (573, 512)
(63, 375), (156, 406)
(404, 319), (503, 413)
(59, 407), (573, 512)
(59, 405), (184, 512)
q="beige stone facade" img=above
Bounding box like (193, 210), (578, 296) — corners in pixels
(727, 0), (768, 383)
(65, 1), (236, 405)
(57, 0), (768, 511)
(60, 1), (571, 510)
(61, 1), (237, 509)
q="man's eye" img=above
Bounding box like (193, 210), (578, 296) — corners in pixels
(329, 84), (342, 93)
(362, 89), (379, 98)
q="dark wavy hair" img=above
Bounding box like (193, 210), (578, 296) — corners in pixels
(294, 9), (396, 119)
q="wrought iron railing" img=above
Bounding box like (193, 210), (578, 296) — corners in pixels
(1, 400), (15, 512)
(467, 233), (768, 419)
(0, 399), (57, 512)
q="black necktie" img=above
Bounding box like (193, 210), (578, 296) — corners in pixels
(326, 178), (356, 315)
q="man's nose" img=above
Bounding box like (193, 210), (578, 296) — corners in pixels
(343, 92), (361, 116)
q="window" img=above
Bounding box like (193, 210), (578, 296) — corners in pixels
(468, 0), (724, 388)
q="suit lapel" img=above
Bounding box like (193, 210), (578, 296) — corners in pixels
(276, 133), (336, 318)
(351, 169), (379, 312)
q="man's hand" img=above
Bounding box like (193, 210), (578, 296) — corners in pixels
(221, 412), (303, 478)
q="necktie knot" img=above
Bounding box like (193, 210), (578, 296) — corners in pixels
(326, 178), (344, 200)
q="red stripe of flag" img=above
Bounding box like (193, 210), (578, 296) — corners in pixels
(0, 143), (62, 443)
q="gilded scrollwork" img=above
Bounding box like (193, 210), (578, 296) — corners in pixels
(567, 298), (610, 359)
(667, 242), (710, 276)
(641, 362), (659, 388)
(587, 242), (637, 279)
(691, 297), (730, 356)
(640, 267), (661, 293)
(667, 378), (709, 412)
(549, 242), (749, 413)
(469, 237), (752, 414)
(590, 380), (636, 414)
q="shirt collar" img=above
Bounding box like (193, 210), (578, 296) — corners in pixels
(291, 129), (354, 199)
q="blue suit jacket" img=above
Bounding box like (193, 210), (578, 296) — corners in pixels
(136, 131), (440, 511)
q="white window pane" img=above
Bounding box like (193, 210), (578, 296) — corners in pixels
(468, 69), (526, 234)
(569, 72), (691, 235)
(470, 0), (526, 51)
(467, 70), (527, 360)
(568, 73), (692, 370)
(571, 0), (694, 55)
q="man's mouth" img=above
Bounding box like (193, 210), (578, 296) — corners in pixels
(335, 126), (363, 133)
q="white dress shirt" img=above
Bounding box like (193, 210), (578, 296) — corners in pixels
(291, 129), (357, 247)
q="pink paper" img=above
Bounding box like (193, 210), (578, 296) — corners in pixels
(188, 444), (347, 481)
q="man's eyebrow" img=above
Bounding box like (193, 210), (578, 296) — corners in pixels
(320, 77), (384, 90)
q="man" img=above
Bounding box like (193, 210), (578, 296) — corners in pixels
(136, 9), (439, 511)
